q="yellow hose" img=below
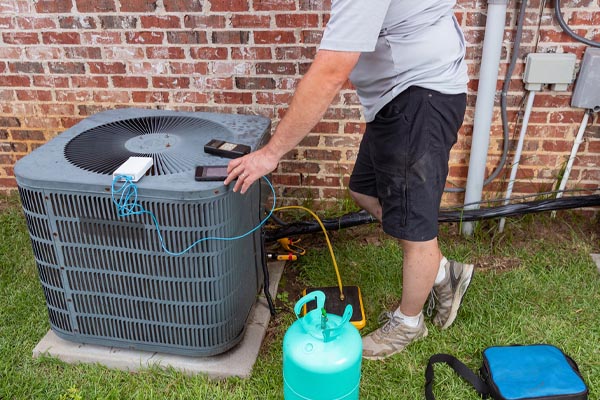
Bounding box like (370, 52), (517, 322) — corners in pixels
(273, 206), (345, 301)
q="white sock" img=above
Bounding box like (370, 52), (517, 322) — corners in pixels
(392, 308), (421, 328)
(434, 256), (448, 285)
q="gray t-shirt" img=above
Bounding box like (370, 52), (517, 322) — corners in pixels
(319, 0), (468, 122)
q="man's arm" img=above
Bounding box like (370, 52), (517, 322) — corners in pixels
(224, 49), (360, 194)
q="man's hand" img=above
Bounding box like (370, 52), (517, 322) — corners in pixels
(224, 147), (279, 194)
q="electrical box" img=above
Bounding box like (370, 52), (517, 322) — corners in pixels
(523, 53), (576, 91)
(571, 48), (600, 111)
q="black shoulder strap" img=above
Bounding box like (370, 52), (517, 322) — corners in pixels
(425, 353), (490, 400)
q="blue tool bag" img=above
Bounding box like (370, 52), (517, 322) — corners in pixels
(425, 344), (589, 399)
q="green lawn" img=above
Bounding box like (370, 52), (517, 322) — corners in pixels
(1, 193), (598, 399)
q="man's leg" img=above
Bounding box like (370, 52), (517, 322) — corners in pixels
(398, 238), (441, 316)
(350, 189), (442, 317)
(349, 190), (382, 222)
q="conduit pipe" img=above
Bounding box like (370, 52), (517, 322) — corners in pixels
(555, 109), (592, 199)
(462, 0), (509, 236)
(498, 90), (536, 232)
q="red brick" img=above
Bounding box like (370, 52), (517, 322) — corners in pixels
(279, 161), (320, 174)
(132, 91), (170, 103)
(65, 47), (102, 59)
(212, 31), (250, 44)
(59, 16), (97, 29)
(146, 47), (185, 59)
(275, 14), (319, 28)
(209, 0), (249, 12)
(48, 62), (85, 74)
(236, 77), (276, 90)
(0, 142), (28, 153)
(88, 62), (127, 74)
(152, 77), (190, 89)
(81, 32), (122, 45)
(183, 15), (226, 29)
(255, 0), (296, 11)
(78, 104), (111, 116)
(191, 77), (233, 90)
(0, 117), (21, 128)
(112, 76), (149, 88)
(38, 103), (75, 115)
(2, 32), (39, 45)
(303, 149), (341, 161)
(11, 130), (47, 141)
(42, 32), (80, 45)
(343, 122), (364, 134)
(104, 47), (145, 60)
(33, 76), (69, 88)
(167, 31), (207, 44)
(170, 62), (209, 75)
(16, 16), (56, 30)
(120, 0), (157, 12)
(231, 47), (272, 60)
(214, 92), (253, 104)
(75, 0), (116, 12)
(140, 15), (181, 29)
(164, 0), (202, 12)
(190, 47), (228, 60)
(24, 47), (59, 60)
(172, 91), (209, 103)
(230, 15), (271, 28)
(35, 0), (73, 13)
(16, 90), (52, 101)
(275, 174), (302, 186)
(126, 31), (164, 44)
(300, 30), (322, 44)
(54, 90), (90, 102)
(98, 15), (137, 29)
(71, 76), (109, 88)
(255, 91), (293, 105)
(299, 0), (331, 11)
(256, 62), (296, 75)
(549, 111), (587, 124)
(61, 117), (83, 128)
(9, 62), (44, 74)
(255, 30), (296, 44)
(0, 75), (31, 87)
(275, 46), (316, 60)
(92, 90), (130, 103)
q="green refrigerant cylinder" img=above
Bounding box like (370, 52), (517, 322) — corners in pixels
(283, 290), (362, 399)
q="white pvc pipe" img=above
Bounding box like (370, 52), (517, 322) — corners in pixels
(555, 110), (590, 199)
(498, 90), (536, 232)
(462, 0), (509, 236)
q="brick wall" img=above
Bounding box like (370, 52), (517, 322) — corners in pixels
(0, 0), (598, 210)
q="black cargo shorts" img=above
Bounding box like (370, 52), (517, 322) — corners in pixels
(349, 86), (466, 241)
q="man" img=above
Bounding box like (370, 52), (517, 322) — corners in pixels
(224, 0), (474, 360)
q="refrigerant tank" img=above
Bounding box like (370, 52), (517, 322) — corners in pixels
(283, 290), (362, 399)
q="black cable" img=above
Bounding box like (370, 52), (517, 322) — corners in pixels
(264, 191), (600, 241)
(554, 0), (600, 48)
(258, 181), (276, 316)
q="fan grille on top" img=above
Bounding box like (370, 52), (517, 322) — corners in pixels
(64, 115), (231, 176)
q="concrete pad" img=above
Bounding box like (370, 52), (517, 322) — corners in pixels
(33, 261), (285, 379)
(592, 254), (600, 274)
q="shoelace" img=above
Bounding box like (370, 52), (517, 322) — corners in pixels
(378, 311), (402, 334)
(425, 289), (438, 318)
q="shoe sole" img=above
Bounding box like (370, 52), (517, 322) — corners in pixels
(439, 263), (474, 330)
(362, 327), (429, 361)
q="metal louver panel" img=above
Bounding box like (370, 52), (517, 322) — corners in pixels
(64, 116), (231, 176)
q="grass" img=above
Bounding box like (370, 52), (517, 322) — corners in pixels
(1, 192), (599, 399)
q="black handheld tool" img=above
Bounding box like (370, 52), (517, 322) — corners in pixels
(204, 139), (251, 159)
